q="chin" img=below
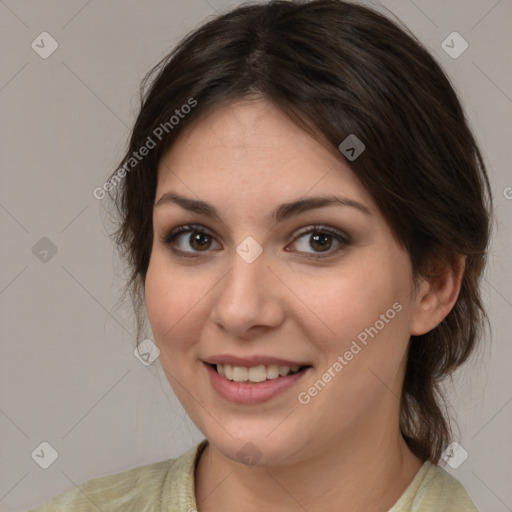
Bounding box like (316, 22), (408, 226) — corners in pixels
(206, 428), (306, 468)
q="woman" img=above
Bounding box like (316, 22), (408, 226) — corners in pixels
(31, 0), (492, 510)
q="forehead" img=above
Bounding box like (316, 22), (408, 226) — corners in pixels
(155, 99), (374, 213)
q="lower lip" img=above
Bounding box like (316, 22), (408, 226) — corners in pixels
(204, 363), (311, 404)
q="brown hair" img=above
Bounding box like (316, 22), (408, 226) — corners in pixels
(107, 0), (492, 463)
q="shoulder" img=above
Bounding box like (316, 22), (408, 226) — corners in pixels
(28, 459), (174, 512)
(28, 441), (206, 512)
(390, 461), (479, 512)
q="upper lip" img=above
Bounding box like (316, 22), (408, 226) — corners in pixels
(204, 354), (312, 367)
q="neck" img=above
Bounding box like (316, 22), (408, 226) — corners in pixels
(194, 427), (423, 512)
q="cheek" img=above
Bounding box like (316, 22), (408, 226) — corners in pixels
(144, 260), (205, 351)
(311, 265), (393, 332)
(311, 252), (413, 362)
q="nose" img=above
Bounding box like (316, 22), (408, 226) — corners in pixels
(210, 247), (285, 339)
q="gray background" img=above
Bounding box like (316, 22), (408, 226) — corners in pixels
(0, 0), (510, 510)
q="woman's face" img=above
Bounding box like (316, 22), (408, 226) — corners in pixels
(145, 98), (424, 466)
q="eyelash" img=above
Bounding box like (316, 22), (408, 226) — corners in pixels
(161, 223), (351, 260)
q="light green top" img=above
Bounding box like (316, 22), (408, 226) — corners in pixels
(29, 439), (478, 511)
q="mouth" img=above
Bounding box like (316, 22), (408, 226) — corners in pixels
(207, 362), (312, 383)
(203, 361), (313, 404)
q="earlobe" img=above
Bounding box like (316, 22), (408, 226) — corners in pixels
(410, 254), (466, 336)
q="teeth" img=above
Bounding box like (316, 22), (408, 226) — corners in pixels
(215, 363), (303, 383)
(266, 364), (280, 379)
(232, 366), (248, 382)
(248, 365), (267, 383)
(279, 365), (290, 376)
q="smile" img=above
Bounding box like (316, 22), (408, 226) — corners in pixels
(216, 363), (304, 382)
(204, 362), (312, 404)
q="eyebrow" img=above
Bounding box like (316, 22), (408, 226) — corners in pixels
(154, 192), (371, 223)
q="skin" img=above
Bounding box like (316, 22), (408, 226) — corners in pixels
(144, 98), (464, 512)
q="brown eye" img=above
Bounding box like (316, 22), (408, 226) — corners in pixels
(286, 225), (350, 259)
(188, 232), (213, 251)
(162, 223), (349, 260)
(309, 232), (333, 252)
(163, 224), (221, 256)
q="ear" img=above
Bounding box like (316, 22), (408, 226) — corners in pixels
(410, 254), (466, 336)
